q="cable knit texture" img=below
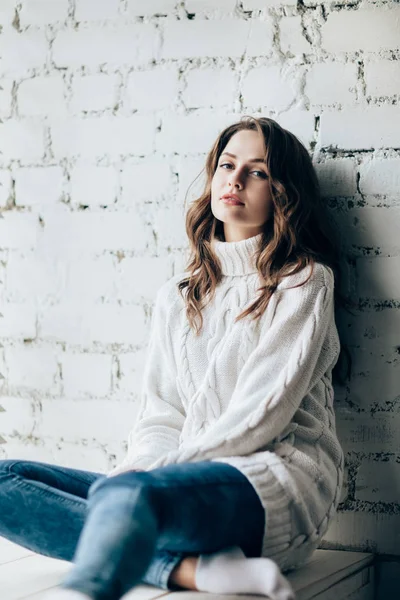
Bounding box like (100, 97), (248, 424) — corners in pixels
(109, 232), (344, 572)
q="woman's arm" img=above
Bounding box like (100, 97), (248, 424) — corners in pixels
(107, 285), (186, 476)
(147, 264), (338, 468)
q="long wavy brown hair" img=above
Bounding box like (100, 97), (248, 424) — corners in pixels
(177, 116), (354, 386)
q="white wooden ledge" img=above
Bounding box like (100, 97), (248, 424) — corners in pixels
(0, 536), (375, 600)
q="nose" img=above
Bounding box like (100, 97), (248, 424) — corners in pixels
(228, 169), (244, 190)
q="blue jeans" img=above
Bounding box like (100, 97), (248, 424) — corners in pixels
(0, 459), (265, 600)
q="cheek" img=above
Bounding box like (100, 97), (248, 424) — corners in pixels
(211, 174), (220, 197)
(260, 184), (271, 201)
(253, 186), (271, 211)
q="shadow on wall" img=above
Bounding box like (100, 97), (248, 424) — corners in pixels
(315, 160), (400, 589)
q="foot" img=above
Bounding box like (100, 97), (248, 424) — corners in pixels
(195, 546), (295, 599)
(168, 556), (199, 590)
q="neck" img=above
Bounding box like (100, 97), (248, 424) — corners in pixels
(211, 232), (263, 276)
(222, 228), (264, 243)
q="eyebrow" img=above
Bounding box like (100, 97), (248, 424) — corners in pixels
(220, 152), (267, 164)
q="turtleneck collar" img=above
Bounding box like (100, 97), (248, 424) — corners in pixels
(211, 233), (263, 276)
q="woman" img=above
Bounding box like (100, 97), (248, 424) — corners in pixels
(0, 116), (349, 600)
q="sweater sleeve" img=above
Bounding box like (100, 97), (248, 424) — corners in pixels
(149, 265), (336, 469)
(107, 284), (186, 476)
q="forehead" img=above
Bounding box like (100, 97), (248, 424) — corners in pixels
(222, 129), (265, 157)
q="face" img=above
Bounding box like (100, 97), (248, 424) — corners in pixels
(211, 129), (273, 242)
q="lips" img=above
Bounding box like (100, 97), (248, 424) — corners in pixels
(220, 194), (244, 205)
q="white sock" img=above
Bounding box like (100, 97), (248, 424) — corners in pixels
(195, 546), (295, 599)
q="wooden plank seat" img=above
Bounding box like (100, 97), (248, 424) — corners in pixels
(0, 536), (375, 600)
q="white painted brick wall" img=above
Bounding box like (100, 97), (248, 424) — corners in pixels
(19, 0), (69, 26)
(348, 345), (400, 413)
(0, 171), (12, 207)
(126, 0), (178, 16)
(0, 120), (45, 162)
(359, 159), (400, 195)
(0, 304), (37, 339)
(53, 26), (158, 68)
(6, 251), (66, 303)
(321, 6), (400, 53)
(38, 211), (154, 257)
(186, 0), (237, 10)
(276, 110), (315, 147)
(18, 76), (67, 118)
(117, 351), (147, 397)
(242, 65), (297, 110)
(152, 204), (188, 250)
(51, 116), (155, 158)
(243, 0), (297, 7)
(246, 20), (274, 56)
(126, 69), (179, 110)
(69, 166), (118, 207)
(14, 167), (64, 206)
(0, 397), (36, 438)
(339, 307), (400, 351)
(320, 107), (400, 150)
(6, 345), (60, 392)
(0, 1), (17, 26)
(279, 16), (311, 55)
(0, 213), (39, 250)
(0, 30), (48, 75)
(333, 207), (400, 255)
(0, 79), (13, 118)
(182, 68), (237, 108)
(161, 20), (250, 59)
(39, 304), (149, 346)
(157, 111), (235, 154)
(365, 60), (400, 98)
(34, 398), (141, 444)
(120, 161), (174, 204)
(62, 256), (115, 303)
(115, 256), (174, 301)
(61, 353), (113, 398)
(305, 62), (358, 106)
(322, 510), (399, 555)
(71, 74), (118, 112)
(314, 159), (357, 197)
(356, 256), (400, 300)
(75, 0), (120, 21)
(0, 1), (399, 577)
(337, 412), (400, 456)
(0, 436), (121, 473)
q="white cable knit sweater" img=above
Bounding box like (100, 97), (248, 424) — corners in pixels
(109, 232), (345, 572)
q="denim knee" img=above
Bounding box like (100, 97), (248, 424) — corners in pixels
(87, 474), (108, 499)
(88, 470), (151, 499)
(0, 459), (16, 470)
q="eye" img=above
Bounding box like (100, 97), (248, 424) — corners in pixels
(218, 163), (268, 179)
(251, 170), (268, 179)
